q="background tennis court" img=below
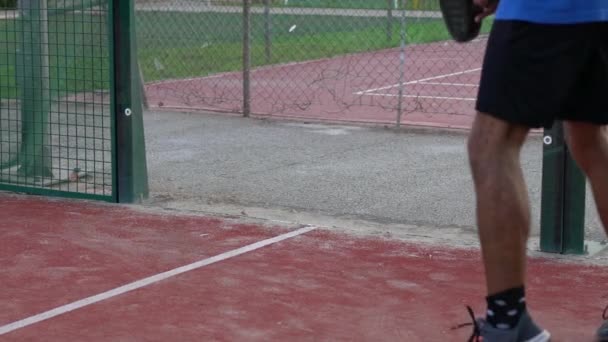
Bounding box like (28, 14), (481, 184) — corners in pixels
(133, 1), (493, 127)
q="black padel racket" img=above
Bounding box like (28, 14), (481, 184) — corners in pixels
(439, 0), (497, 43)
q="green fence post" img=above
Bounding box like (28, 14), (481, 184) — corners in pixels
(112, 0), (149, 203)
(243, 0), (251, 117)
(387, 0), (393, 42)
(263, 0), (272, 63)
(562, 144), (586, 254)
(16, 0), (53, 178)
(540, 121), (586, 254)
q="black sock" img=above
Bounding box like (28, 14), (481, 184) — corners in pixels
(485, 286), (526, 330)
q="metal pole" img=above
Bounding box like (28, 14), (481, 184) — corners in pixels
(17, 0), (53, 178)
(396, 2), (406, 127)
(540, 122), (586, 254)
(242, 0), (251, 117)
(112, 0), (149, 203)
(386, 0), (393, 42)
(264, 0), (272, 63)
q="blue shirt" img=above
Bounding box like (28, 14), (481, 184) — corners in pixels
(495, 0), (608, 23)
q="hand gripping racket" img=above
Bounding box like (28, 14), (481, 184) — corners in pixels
(439, 0), (498, 43)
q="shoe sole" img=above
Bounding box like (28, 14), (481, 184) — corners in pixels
(525, 330), (551, 342)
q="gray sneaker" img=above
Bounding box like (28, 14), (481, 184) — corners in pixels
(453, 306), (551, 342)
(596, 306), (608, 341)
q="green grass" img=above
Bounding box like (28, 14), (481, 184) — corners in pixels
(0, 13), (110, 99)
(1, 10), (493, 99)
(286, 0), (439, 10)
(137, 11), (492, 82)
(246, 0), (439, 11)
(0, 0), (16, 10)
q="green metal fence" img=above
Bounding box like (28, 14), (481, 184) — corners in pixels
(0, 0), (148, 202)
(135, 0), (490, 122)
(540, 122), (587, 254)
(0, 0), (588, 253)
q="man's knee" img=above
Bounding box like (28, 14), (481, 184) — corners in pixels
(565, 122), (608, 174)
(467, 112), (529, 173)
(467, 129), (489, 175)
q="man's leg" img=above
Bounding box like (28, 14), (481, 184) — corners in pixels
(564, 123), (608, 341)
(463, 113), (554, 341)
(561, 24), (608, 342)
(461, 19), (585, 341)
(565, 122), (608, 233)
(467, 113), (530, 296)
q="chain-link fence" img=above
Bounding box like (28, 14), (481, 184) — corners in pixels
(0, 0), (113, 199)
(136, 0), (492, 128)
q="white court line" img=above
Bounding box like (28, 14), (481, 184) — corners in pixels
(419, 82), (478, 87)
(0, 225), (317, 336)
(364, 93), (476, 101)
(354, 68), (481, 95)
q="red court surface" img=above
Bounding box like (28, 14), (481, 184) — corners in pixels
(2, 193), (608, 341)
(145, 38), (487, 130)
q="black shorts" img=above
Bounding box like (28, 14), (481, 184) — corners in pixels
(476, 20), (608, 129)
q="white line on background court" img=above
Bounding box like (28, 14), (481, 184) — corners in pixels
(418, 82), (478, 87)
(364, 93), (476, 101)
(354, 68), (482, 95)
(0, 225), (317, 336)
